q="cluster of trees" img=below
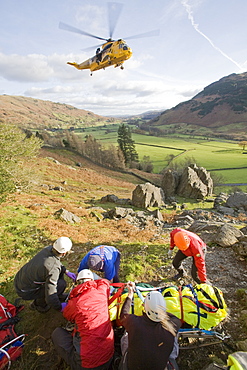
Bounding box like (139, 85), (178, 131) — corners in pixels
(40, 123), (153, 172)
(62, 132), (125, 170)
(0, 122), (42, 203)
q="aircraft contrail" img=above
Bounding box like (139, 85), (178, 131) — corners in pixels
(181, 0), (244, 72)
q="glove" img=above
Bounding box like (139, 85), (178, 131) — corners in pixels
(60, 302), (68, 312)
(167, 249), (173, 258)
(65, 270), (77, 281)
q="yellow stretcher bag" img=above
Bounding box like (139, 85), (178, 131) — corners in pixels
(109, 283), (228, 330)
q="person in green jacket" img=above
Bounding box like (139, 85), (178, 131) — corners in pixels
(14, 237), (76, 313)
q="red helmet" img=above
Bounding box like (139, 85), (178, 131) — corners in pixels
(174, 231), (190, 251)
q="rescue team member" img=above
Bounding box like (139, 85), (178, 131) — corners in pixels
(52, 269), (114, 370)
(168, 228), (208, 284)
(14, 237), (76, 313)
(78, 245), (121, 283)
(118, 281), (181, 370)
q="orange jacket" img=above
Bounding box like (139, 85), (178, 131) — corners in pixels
(170, 228), (207, 282)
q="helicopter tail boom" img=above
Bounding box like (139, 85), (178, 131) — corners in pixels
(67, 59), (91, 70)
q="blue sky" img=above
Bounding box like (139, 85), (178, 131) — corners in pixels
(1, 0), (247, 116)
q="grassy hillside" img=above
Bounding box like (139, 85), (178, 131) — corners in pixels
(0, 147), (246, 370)
(149, 72), (247, 140)
(0, 147), (177, 369)
(0, 95), (120, 129)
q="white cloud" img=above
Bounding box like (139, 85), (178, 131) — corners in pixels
(0, 53), (54, 82)
(0, 52), (92, 82)
(75, 4), (107, 38)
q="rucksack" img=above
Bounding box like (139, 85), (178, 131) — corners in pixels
(0, 295), (25, 369)
(227, 352), (247, 370)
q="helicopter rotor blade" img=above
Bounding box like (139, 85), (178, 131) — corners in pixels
(108, 2), (123, 40)
(82, 43), (104, 52)
(59, 22), (107, 41)
(124, 29), (160, 40)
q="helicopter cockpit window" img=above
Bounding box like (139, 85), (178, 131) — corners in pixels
(102, 43), (113, 52)
(119, 43), (128, 50)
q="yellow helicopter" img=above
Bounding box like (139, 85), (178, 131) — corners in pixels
(59, 2), (159, 75)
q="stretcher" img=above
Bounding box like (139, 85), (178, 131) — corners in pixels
(109, 282), (230, 349)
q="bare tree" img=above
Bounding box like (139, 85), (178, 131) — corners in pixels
(239, 141), (247, 151)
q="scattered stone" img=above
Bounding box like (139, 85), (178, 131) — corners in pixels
(213, 192), (228, 209)
(54, 208), (81, 223)
(53, 186), (64, 191)
(233, 235), (247, 257)
(89, 210), (103, 222)
(47, 157), (61, 165)
(100, 194), (131, 205)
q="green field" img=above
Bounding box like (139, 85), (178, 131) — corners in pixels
(74, 126), (247, 184)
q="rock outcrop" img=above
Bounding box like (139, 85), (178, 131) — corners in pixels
(161, 164), (213, 200)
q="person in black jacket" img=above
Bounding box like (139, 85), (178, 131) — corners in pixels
(119, 282), (181, 370)
(14, 237), (76, 313)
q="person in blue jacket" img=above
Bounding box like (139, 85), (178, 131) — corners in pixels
(78, 245), (121, 283)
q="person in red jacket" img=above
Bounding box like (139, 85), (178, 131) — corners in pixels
(51, 269), (114, 370)
(168, 228), (208, 284)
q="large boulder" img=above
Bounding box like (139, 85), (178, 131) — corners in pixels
(161, 169), (180, 198)
(177, 164), (213, 199)
(225, 191), (247, 211)
(188, 221), (243, 247)
(132, 182), (165, 208)
(215, 223), (243, 247)
(54, 208), (81, 223)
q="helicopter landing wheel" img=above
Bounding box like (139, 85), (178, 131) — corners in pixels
(90, 72), (93, 76)
(120, 65), (124, 70)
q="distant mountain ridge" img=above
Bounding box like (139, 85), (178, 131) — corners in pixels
(0, 95), (118, 129)
(150, 72), (247, 139)
(1, 72), (247, 139)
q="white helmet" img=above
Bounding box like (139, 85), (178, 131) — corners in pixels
(144, 291), (166, 322)
(77, 269), (94, 281)
(53, 237), (72, 254)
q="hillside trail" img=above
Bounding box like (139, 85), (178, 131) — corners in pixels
(175, 245), (247, 369)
